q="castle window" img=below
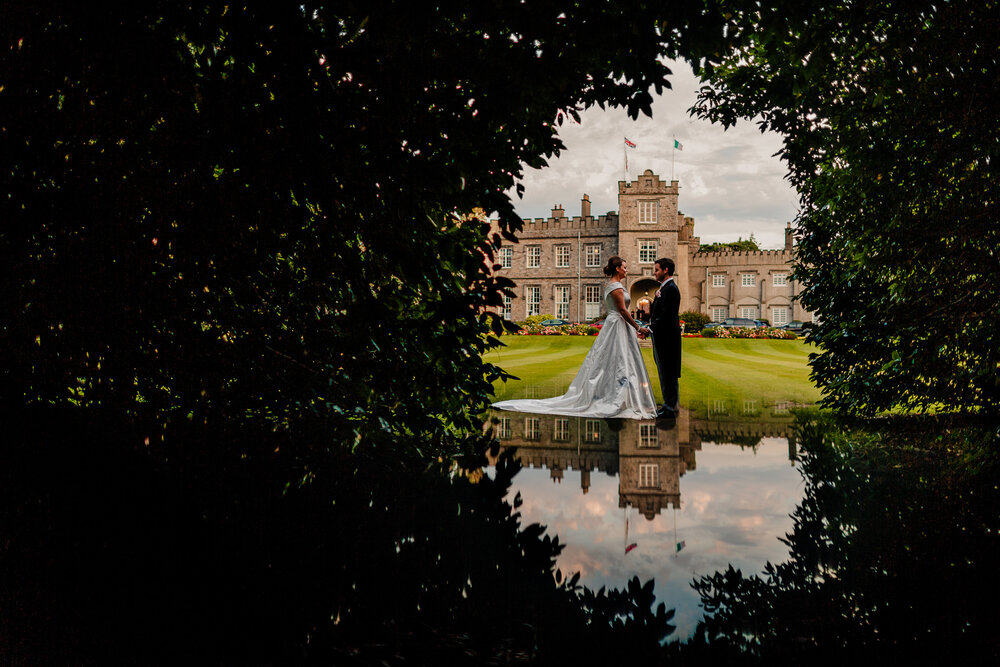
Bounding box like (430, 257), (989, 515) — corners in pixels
(773, 273), (788, 286)
(526, 245), (541, 268)
(555, 244), (570, 268)
(499, 246), (512, 269)
(524, 417), (540, 441)
(497, 416), (511, 440)
(639, 463), (659, 488)
(741, 273), (756, 287)
(526, 286), (540, 316)
(583, 419), (601, 443)
(639, 423), (658, 449)
(712, 274), (726, 287)
(639, 200), (658, 224)
(500, 293), (513, 320)
(639, 240), (657, 263)
(585, 285), (601, 320)
(554, 285), (570, 320)
(711, 307), (728, 322)
(554, 419), (570, 442)
(740, 306), (758, 319)
(772, 307), (788, 325)
(585, 244), (601, 267)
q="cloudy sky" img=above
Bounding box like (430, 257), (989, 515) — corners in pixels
(508, 59), (800, 250)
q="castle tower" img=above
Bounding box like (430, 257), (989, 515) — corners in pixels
(617, 170), (682, 305)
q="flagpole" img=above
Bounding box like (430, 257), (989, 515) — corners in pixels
(671, 136), (676, 181)
(673, 507), (678, 558)
(623, 137), (636, 181)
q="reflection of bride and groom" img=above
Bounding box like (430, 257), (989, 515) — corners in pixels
(494, 256), (681, 420)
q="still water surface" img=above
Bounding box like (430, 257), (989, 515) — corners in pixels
(489, 408), (804, 639)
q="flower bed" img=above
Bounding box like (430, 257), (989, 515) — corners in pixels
(701, 326), (797, 340)
(513, 323), (600, 336)
(504, 322), (796, 339)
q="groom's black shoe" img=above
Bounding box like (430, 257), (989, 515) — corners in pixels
(656, 406), (677, 419)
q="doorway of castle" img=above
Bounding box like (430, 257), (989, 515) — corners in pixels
(630, 278), (660, 321)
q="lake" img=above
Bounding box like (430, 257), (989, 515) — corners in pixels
(488, 407), (804, 640)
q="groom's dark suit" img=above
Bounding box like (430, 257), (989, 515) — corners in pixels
(648, 277), (681, 417)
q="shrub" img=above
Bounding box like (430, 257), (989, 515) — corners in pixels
(680, 311), (710, 333)
(519, 314), (555, 328)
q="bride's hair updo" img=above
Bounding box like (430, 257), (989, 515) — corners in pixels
(603, 256), (625, 277)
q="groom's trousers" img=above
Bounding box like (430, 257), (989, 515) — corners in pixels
(652, 334), (679, 409)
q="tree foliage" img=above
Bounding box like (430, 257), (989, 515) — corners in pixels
(1, 1), (732, 661)
(694, 0), (1000, 415)
(697, 234), (760, 253)
(1, 2), (728, 454)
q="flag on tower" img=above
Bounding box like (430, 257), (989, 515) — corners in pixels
(625, 542), (638, 554)
(624, 137), (637, 148)
(673, 139), (684, 151)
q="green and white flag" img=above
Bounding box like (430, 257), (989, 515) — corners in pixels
(673, 139), (684, 151)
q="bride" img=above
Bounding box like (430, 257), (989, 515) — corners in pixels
(492, 256), (657, 419)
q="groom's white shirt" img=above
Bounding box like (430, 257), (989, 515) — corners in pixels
(654, 276), (673, 297)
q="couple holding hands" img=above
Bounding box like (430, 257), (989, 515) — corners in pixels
(494, 256), (680, 420)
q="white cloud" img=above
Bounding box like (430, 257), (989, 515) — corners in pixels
(509, 60), (800, 249)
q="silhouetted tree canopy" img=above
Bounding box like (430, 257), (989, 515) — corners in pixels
(1, 1), (729, 662)
(1, 2), (730, 453)
(694, 0), (1000, 416)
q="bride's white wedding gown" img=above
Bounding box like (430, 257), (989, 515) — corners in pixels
(492, 281), (657, 419)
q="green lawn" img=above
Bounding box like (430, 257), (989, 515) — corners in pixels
(486, 335), (822, 417)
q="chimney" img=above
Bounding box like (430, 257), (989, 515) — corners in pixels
(551, 204), (565, 219)
(785, 222), (794, 251)
(581, 194), (591, 218)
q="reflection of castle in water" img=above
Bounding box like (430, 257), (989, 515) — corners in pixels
(489, 408), (799, 521)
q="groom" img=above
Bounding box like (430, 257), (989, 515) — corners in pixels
(641, 258), (681, 419)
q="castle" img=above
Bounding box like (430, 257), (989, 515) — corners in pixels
(494, 169), (812, 325)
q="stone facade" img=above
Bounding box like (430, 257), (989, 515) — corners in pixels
(493, 170), (812, 326)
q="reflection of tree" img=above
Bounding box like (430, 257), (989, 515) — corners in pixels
(696, 433), (762, 450)
(2, 410), (680, 663)
(680, 414), (1000, 661)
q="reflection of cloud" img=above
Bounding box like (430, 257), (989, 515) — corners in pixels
(687, 490), (712, 514)
(559, 545), (611, 578)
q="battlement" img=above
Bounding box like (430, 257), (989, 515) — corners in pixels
(691, 248), (794, 268)
(521, 212), (620, 232)
(693, 248), (791, 258)
(619, 169), (678, 195)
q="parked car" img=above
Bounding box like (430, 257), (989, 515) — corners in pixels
(779, 320), (807, 334)
(703, 317), (765, 330)
(540, 318), (571, 327)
